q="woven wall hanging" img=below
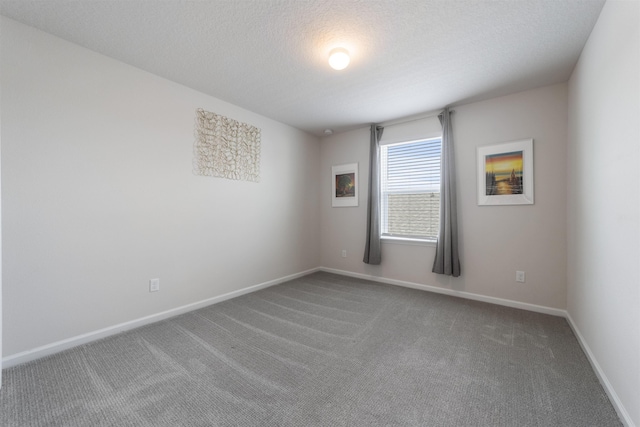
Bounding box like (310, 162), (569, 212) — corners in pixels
(193, 108), (261, 182)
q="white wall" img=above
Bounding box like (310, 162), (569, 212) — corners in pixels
(567, 1), (639, 425)
(320, 83), (568, 310)
(0, 22), (3, 384)
(1, 17), (321, 357)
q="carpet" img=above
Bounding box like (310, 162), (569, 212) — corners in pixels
(0, 272), (621, 426)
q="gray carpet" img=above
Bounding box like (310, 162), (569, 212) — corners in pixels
(0, 272), (621, 426)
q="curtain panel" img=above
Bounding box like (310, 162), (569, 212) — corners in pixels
(432, 108), (461, 276)
(363, 124), (384, 265)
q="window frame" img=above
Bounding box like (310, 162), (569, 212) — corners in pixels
(379, 136), (442, 244)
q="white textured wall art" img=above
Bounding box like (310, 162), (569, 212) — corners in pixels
(193, 108), (261, 182)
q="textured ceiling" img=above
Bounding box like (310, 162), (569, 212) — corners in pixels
(0, 0), (605, 136)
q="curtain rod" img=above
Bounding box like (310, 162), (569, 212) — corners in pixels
(379, 108), (455, 128)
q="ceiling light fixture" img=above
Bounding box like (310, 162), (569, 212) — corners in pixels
(328, 47), (350, 71)
(324, 129), (334, 135)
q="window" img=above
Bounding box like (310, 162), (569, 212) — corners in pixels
(380, 137), (441, 241)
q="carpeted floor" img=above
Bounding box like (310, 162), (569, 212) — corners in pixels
(0, 272), (621, 426)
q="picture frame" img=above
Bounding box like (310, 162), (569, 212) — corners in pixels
(477, 139), (534, 205)
(332, 163), (358, 207)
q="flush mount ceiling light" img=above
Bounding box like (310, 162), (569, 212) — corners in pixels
(328, 47), (350, 70)
(323, 129), (334, 135)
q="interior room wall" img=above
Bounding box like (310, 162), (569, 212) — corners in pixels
(1, 17), (321, 358)
(0, 43), (3, 386)
(567, 1), (639, 425)
(320, 83), (568, 310)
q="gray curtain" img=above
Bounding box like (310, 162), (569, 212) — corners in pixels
(363, 124), (384, 264)
(432, 108), (461, 276)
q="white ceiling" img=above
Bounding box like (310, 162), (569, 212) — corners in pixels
(0, 0), (605, 136)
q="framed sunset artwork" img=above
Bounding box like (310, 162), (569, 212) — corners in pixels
(477, 139), (534, 205)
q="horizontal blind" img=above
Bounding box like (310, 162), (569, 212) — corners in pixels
(381, 138), (441, 239)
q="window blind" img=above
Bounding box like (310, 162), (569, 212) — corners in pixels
(381, 138), (442, 240)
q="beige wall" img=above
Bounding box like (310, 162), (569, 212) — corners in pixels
(1, 17), (321, 357)
(320, 83), (568, 310)
(567, 1), (639, 425)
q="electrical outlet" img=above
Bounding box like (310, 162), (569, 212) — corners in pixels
(516, 271), (525, 283)
(149, 278), (160, 292)
(341, 249), (347, 258)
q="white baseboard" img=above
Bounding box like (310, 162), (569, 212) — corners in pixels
(2, 267), (320, 369)
(565, 312), (635, 427)
(319, 266), (567, 317)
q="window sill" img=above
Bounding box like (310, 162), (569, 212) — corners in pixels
(381, 236), (437, 247)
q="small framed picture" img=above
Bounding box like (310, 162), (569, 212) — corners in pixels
(477, 139), (534, 205)
(332, 163), (358, 207)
